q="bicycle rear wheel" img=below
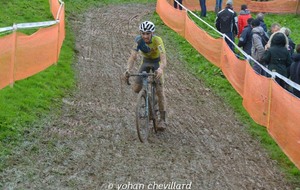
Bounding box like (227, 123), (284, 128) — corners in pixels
(136, 90), (149, 143)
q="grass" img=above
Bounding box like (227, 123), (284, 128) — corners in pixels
(0, 0), (299, 186)
(0, 1), (74, 158)
(152, 9), (300, 185)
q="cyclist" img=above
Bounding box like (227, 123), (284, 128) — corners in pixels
(124, 21), (167, 131)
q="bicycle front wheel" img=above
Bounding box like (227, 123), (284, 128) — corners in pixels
(151, 84), (158, 133)
(136, 90), (149, 143)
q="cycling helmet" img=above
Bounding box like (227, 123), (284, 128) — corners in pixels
(139, 21), (155, 33)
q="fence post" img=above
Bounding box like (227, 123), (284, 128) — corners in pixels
(266, 74), (275, 128)
(55, 21), (60, 65)
(10, 23), (17, 87)
(55, 2), (64, 65)
(296, 0), (300, 15)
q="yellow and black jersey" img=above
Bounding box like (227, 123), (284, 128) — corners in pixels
(134, 35), (166, 60)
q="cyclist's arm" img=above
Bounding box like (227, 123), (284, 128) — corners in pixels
(159, 51), (167, 71)
(157, 41), (167, 77)
(157, 38), (167, 74)
(126, 49), (138, 72)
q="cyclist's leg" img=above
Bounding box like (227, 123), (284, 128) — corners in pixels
(150, 62), (166, 113)
(156, 80), (167, 131)
(151, 62), (167, 130)
(156, 80), (166, 117)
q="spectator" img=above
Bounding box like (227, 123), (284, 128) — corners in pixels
(174, 0), (183, 10)
(199, 0), (207, 17)
(238, 4), (251, 38)
(262, 32), (292, 88)
(290, 44), (300, 97)
(251, 19), (266, 74)
(215, 0), (223, 14)
(265, 28), (288, 51)
(280, 27), (295, 55)
(267, 23), (281, 38)
(238, 18), (254, 55)
(215, 0), (238, 51)
(256, 13), (267, 32)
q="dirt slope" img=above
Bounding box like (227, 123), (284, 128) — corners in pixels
(0, 3), (294, 190)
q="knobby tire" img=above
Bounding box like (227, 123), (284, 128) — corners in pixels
(136, 90), (149, 143)
(151, 84), (158, 133)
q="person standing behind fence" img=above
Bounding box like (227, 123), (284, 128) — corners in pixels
(215, 0), (223, 14)
(238, 4), (251, 38)
(280, 27), (295, 56)
(267, 23), (281, 38)
(238, 18), (254, 56)
(290, 44), (300, 97)
(174, 0), (183, 10)
(256, 13), (267, 33)
(251, 19), (266, 74)
(262, 32), (292, 88)
(199, 0), (207, 17)
(215, 0), (238, 52)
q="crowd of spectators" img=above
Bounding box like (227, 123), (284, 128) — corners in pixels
(214, 0), (300, 98)
(172, 0), (299, 98)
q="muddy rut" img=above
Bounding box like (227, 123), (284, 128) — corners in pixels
(0, 3), (294, 190)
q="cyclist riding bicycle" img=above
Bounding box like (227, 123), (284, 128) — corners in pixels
(124, 21), (167, 131)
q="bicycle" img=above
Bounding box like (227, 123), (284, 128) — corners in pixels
(126, 71), (159, 143)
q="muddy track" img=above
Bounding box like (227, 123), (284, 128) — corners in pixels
(0, 3), (294, 190)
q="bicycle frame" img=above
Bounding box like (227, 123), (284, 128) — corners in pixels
(127, 71), (158, 142)
(130, 71), (155, 117)
(128, 71), (156, 100)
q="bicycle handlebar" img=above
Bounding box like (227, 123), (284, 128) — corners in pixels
(129, 73), (156, 77)
(126, 71), (157, 85)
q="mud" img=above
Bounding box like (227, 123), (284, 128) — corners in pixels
(0, 3), (294, 190)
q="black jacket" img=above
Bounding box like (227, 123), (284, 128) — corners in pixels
(238, 25), (252, 55)
(290, 53), (300, 97)
(262, 33), (292, 77)
(291, 53), (300, 84)
(288, 37), (296, 55)
(259, 20), (267, 32)
(215, 7), (238, 34)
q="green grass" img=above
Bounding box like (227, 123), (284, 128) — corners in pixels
(0, 0), (299, 186)
(0, 0), (53, 26)
(152, 10), (300, 185)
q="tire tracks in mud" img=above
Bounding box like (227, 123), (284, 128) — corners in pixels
(0, 3), (294, 190)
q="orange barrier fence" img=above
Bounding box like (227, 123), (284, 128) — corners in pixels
(157, 0), (300, 169)
(170, 0), (300, 14)
(0, 0), (65, 89)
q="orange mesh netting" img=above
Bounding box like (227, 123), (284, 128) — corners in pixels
(268, 82), (300, 169)
(14, 27), (59, 81)
(179, 0), (299, 13)
(0, 0), (64, 88)
(157, 0), (300, 169)
(0, 35), (14, 89)
(242, 64), (270, 127)
(220, 40), (247, 96)
(184, 15), (222, 68)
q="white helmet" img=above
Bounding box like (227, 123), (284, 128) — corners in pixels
(139, 21), (155, 32)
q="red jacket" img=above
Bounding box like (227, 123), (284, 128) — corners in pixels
(238, 10), (251, 38)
